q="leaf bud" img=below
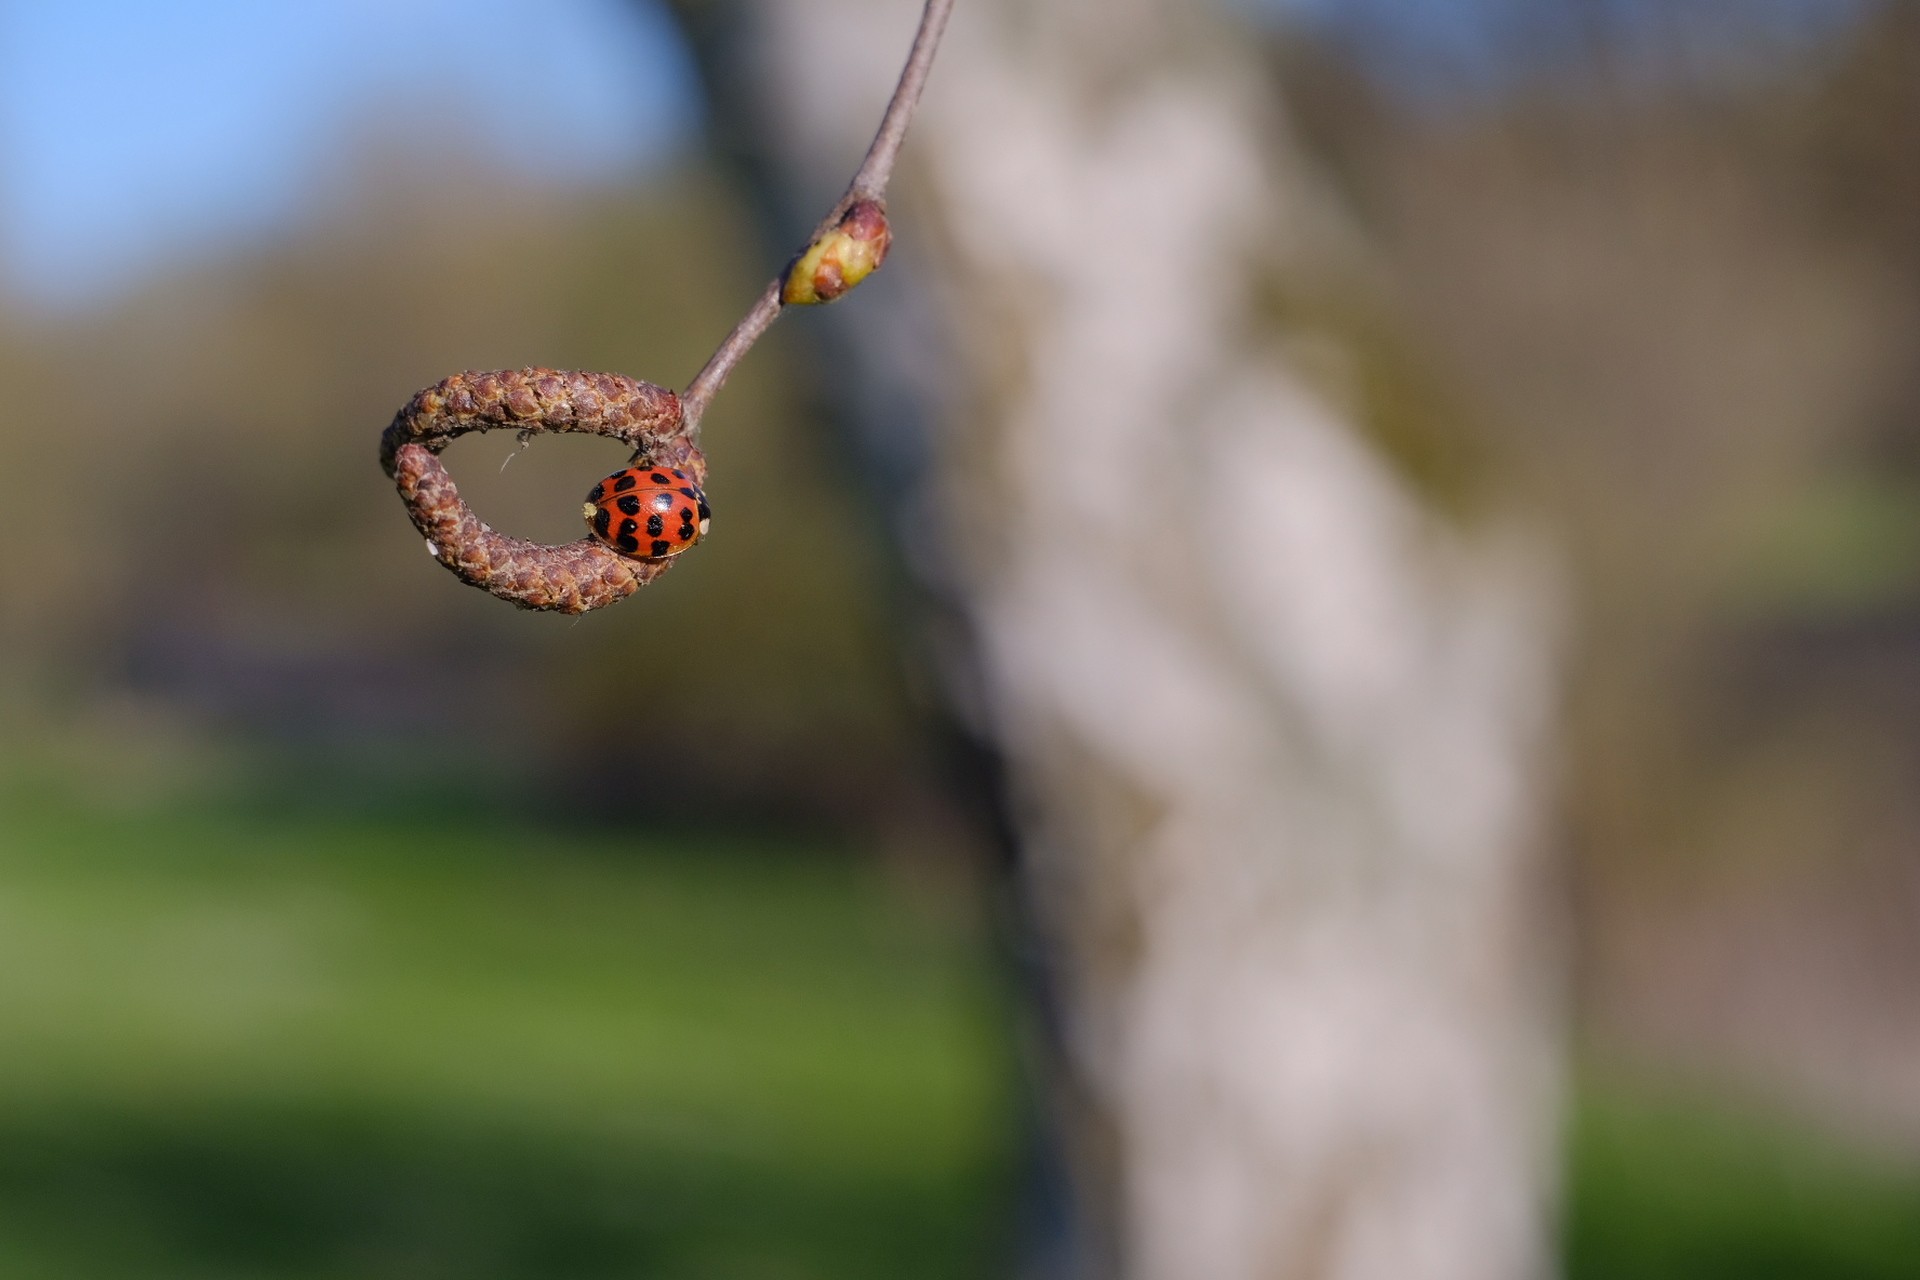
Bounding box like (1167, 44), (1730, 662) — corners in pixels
(783, 200), (892, 305)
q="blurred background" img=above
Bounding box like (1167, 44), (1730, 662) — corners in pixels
(1, 0), (1918, 1276)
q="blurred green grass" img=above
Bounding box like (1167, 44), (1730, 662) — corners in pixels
(8, 798), (1920, 1279)
(0, 802), (1016, 1279)
(1566, 1078), (1920, 1280)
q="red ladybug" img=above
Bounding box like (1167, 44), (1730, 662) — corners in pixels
(583, 465), (711, 560)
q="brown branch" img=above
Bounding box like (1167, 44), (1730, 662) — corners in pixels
(847, 0), (956, 203)
(679, 278), (784, 435)
(378, 2), (953, 614)
(380, 368), (703, 614)
(678, 0), (956, 432)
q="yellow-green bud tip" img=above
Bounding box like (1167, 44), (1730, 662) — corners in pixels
(783, 200), (892, 306)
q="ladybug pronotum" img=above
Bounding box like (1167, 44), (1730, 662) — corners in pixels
(583, 465), (711, 560)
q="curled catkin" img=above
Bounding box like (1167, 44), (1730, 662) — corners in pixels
(379, 367), (707, 614)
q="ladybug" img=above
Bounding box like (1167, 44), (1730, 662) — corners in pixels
(583, 465), (711, 559)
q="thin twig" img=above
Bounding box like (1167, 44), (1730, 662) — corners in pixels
(846, 0), (956, 203)
(679, 0), (956, 433)
(680, 279), (784, 436)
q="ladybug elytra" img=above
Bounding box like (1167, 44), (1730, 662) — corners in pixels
(583, 465), (711, 560)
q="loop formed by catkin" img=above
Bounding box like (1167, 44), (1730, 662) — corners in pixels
(380, 367), (706, 614)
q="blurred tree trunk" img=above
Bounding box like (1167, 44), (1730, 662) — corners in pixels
(667, 2), (1564, 1276)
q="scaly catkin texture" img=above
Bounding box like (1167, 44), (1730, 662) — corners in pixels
(379, 367), (706, 614)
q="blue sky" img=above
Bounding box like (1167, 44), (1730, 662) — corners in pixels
(0, 0), (699, 306)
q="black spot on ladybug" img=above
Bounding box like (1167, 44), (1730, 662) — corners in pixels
(593, 509), (611, 537)
(650, 472), (669, 485)
(616, 495), (642, 516)
(679, 525), (695, 543)
(588, 482), (605, 502)
(619, 518), (638, 538)
(613, 473), (638, 492)
(647, 513), (664, 537)
(677, 486), (698, 499)
(671, 469), (686, 480)
(679, 507), (693, 524)
(652, 493), (675, 512)
(616, 533), (640, 554)
(651, 539), (673, 557)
